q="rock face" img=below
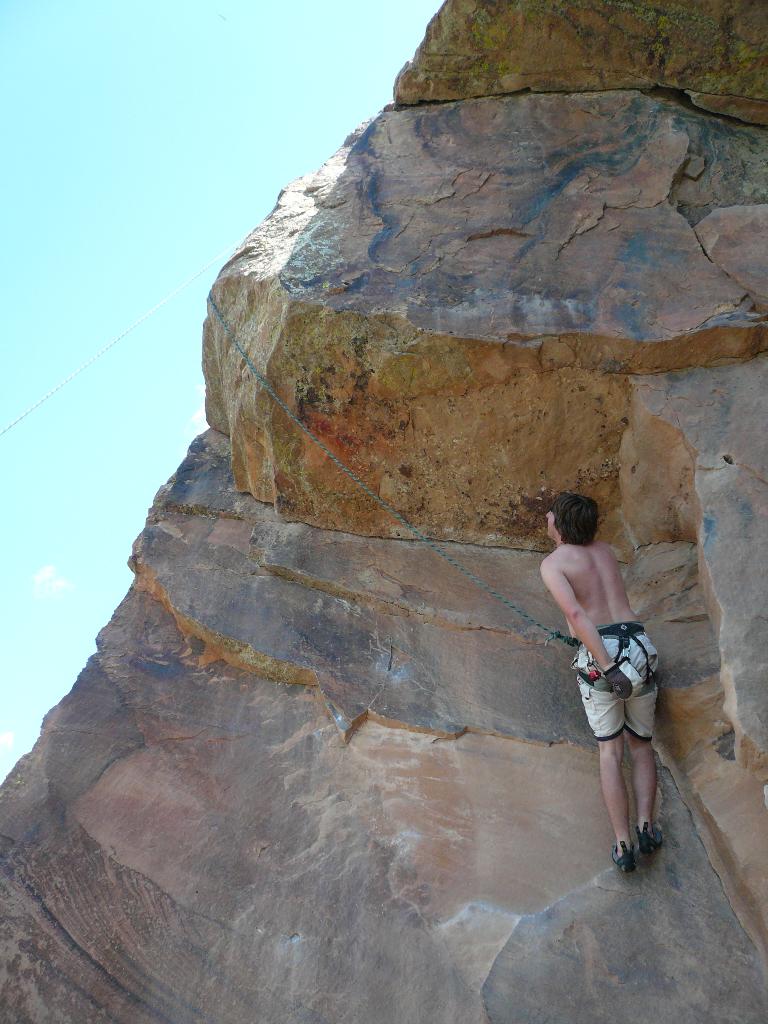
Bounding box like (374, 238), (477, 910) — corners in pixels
(2, 432), (767, 1023)
(3, 2), (768, 1020)
(695, 204), (768, 307)
(623, 356), (768, 770)
(204, 89), (768, 551)
(395, 0), (768, 125)
(132, 434), (717, 743)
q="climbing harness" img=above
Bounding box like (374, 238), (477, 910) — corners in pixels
(576, 621), (656, 694)
(207, 293), (579, 649)
(606, 622), (655, 684)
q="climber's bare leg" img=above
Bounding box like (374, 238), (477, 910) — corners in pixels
(597, 731), (632, 849)
(626, 729), (657, 829)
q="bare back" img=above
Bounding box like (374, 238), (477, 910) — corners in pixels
(545, 541), (637, 626)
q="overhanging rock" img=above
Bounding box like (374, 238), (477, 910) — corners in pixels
(204, 90), (768, 549)
(395, 0), (768, 126)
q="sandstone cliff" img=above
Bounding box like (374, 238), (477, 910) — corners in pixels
(2, 3), (768, 1022)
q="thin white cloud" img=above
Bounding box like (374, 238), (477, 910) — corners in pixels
(0, 732), (14, 752)
(32, 564), (74, 599)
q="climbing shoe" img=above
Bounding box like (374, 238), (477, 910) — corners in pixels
(612, 841), (636, 872)
(636, 821), (663, 855)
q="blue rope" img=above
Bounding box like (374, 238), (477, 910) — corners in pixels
(207, 294), (578, 648)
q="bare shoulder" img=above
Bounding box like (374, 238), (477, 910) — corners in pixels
(540, 547), (566, 575)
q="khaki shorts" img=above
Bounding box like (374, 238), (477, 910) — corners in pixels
(573, 625), (659, 742)
(577, 679), (658, 741)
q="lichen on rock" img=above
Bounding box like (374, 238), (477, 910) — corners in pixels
(204, 88), (768, 551)
(395, 0), (768, 125)
(2, 2), (768, 1019)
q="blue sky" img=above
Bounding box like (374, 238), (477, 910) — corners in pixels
(1, 0), (440, 782)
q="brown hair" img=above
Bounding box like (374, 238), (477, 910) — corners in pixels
(550, 492), (598, 545)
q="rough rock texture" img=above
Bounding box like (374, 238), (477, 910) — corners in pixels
(687, 91), (768, 126)
(3, 3), (768, 1019)
(620, 356), (768, 956)
(395, 0), (768, 125)
(623, 356), (768, 771)
(695, 204), (768, 307)
(482, 771), (768, 1024)
(131, 433), (717, 743)
(204, 89), (768, 550)
(2, 433), (767, 1022)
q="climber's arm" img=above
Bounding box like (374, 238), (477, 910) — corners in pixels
(540, 559), (612, 669)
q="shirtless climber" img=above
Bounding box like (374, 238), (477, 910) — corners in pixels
(540, 492), (663, 872)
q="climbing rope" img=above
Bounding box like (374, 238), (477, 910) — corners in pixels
(207, 294), (578, 648)
(1, 241), (241, 440)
